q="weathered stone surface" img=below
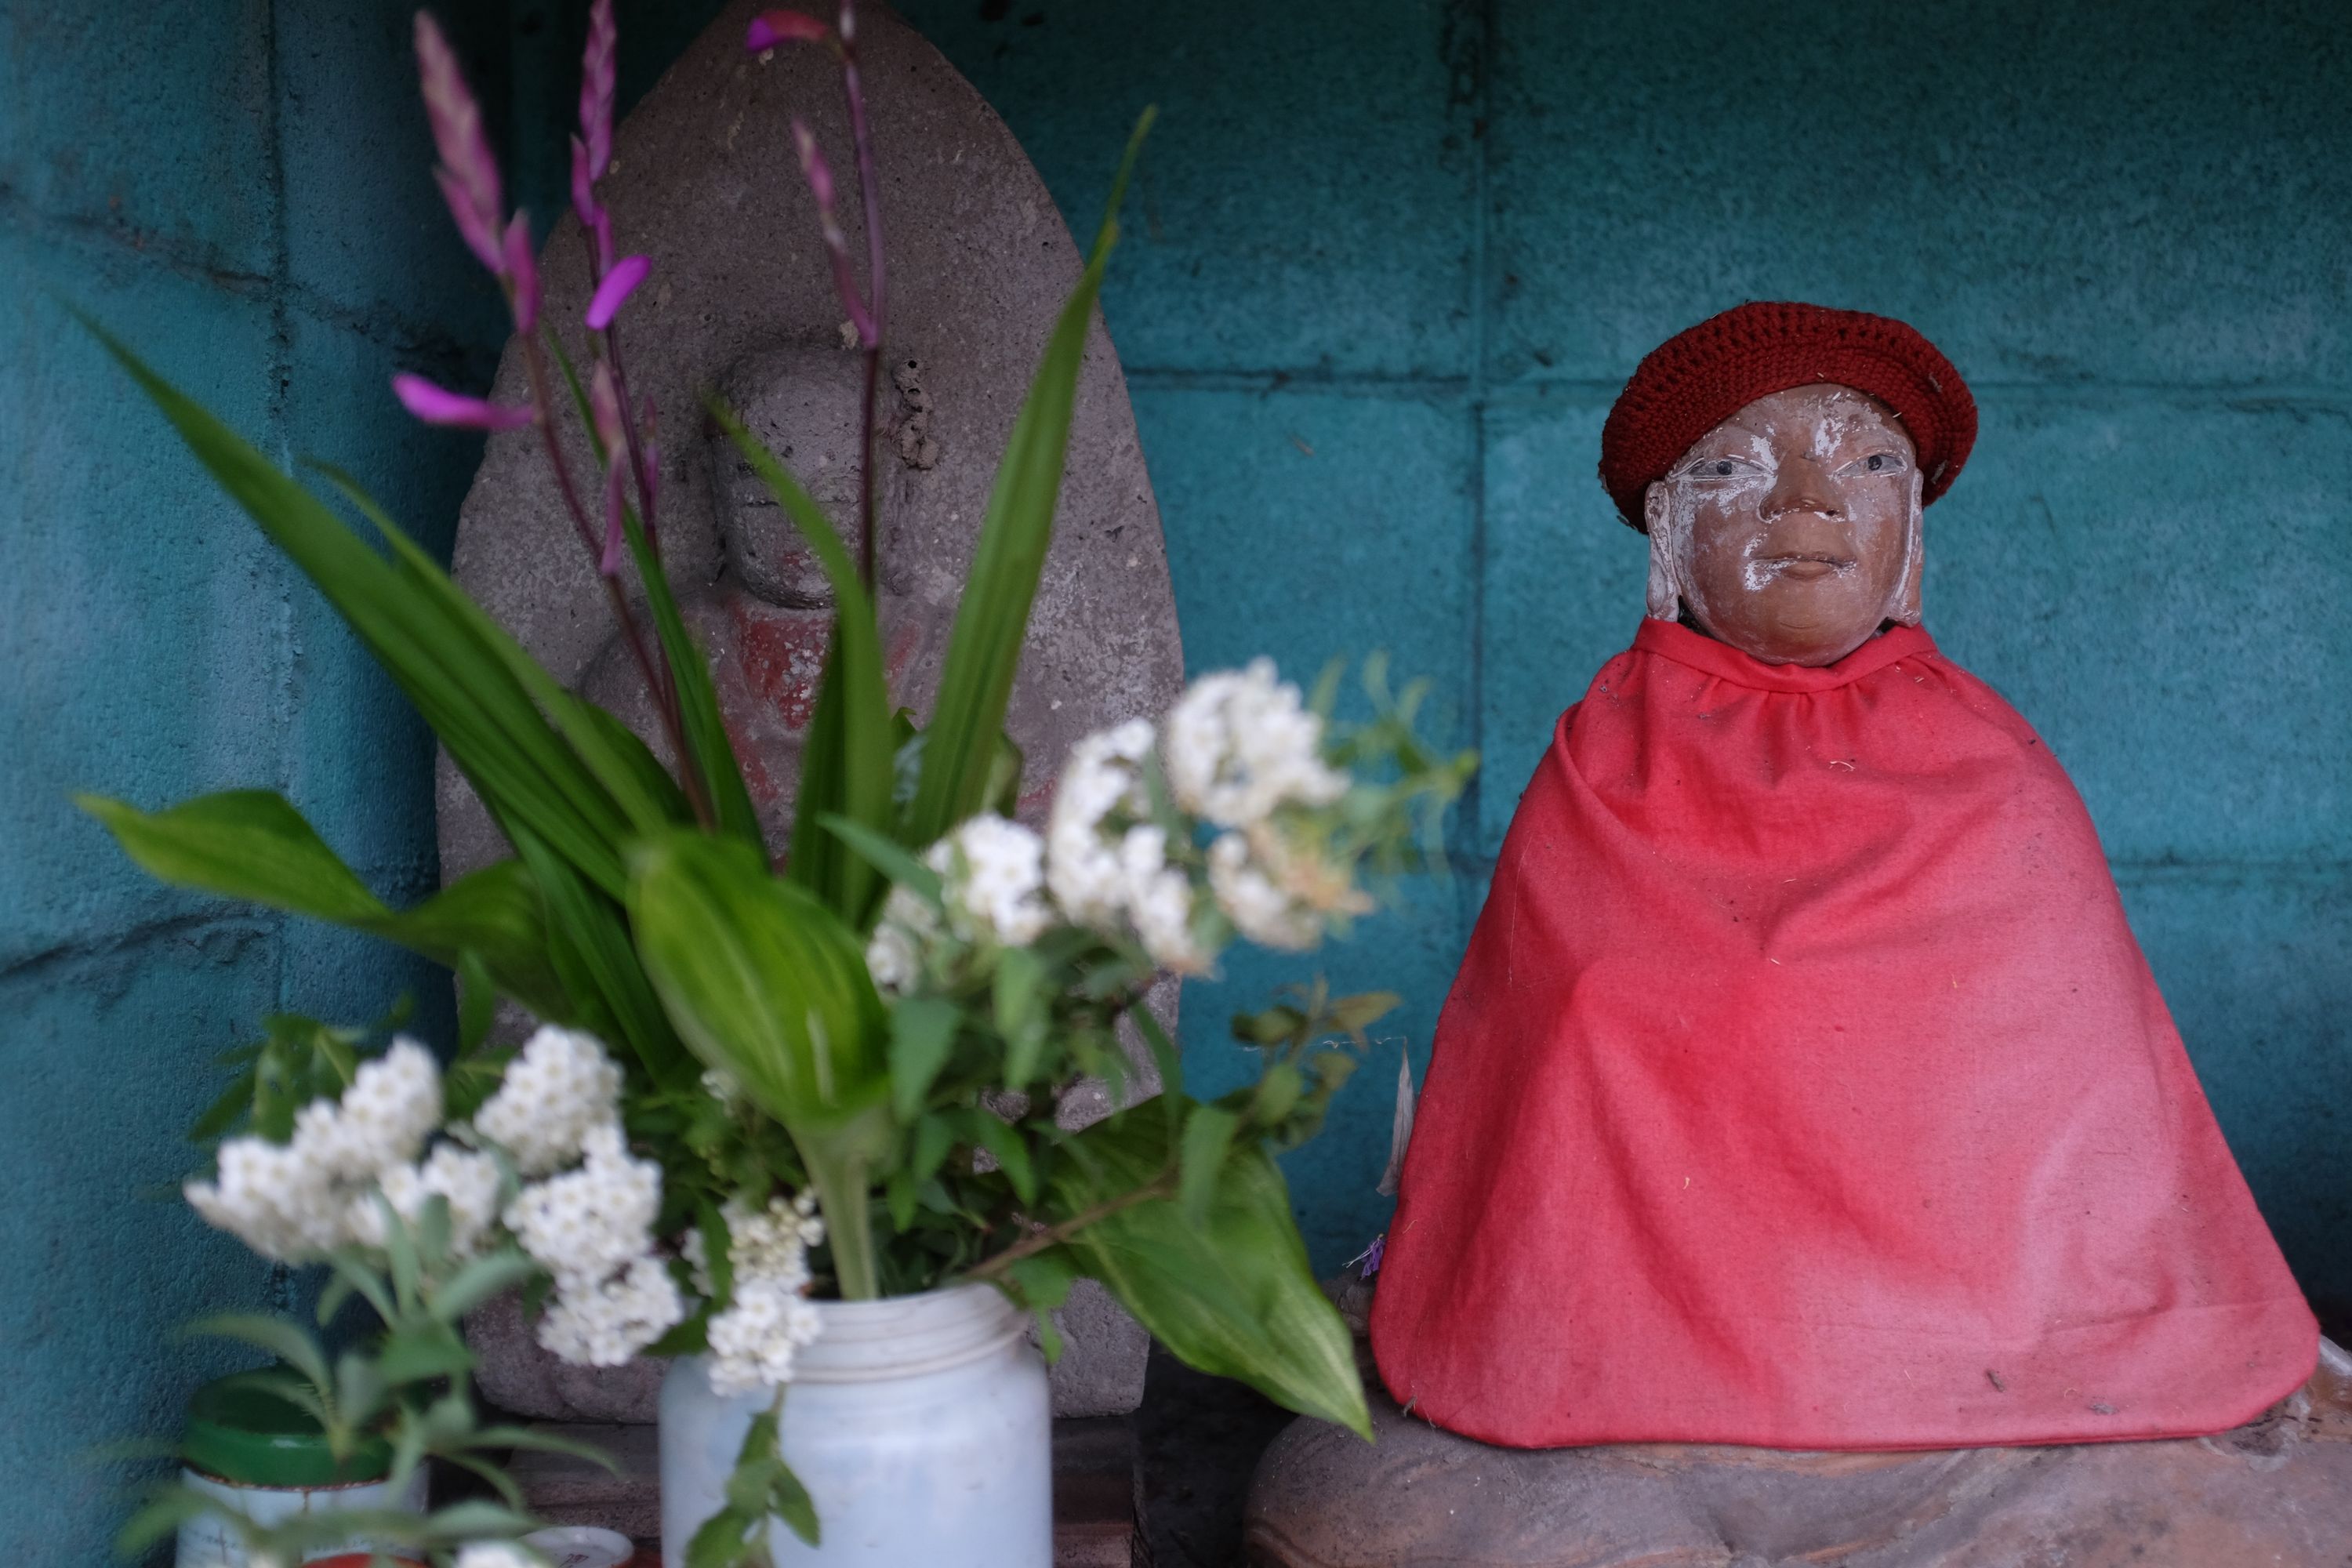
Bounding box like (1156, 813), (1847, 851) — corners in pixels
(441, 0), (1181, 1423)
(1246, 1339), (2352, 1567)
(467, 1290), (669, 1427)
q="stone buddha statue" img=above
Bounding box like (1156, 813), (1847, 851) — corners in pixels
(1247, 303), (2349, 1566)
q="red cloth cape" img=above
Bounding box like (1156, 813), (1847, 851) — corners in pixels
(1370, 620), (2315, 1450)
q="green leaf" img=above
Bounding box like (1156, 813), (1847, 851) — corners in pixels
(818, 813), (942, 906)
(956, 1108), (1036, 1207)
(1052, 1106), (1369, 1438)
(514, 822), (695, 1091)
(619, 503), (764, 847)
(428, 1249), (539, 1324)
(993, 946), (1049, 1087)
(628, 830), (893, 1298)
(906, 112), (1154, 844)
(1177, 1104), (1240, 1227)
(377, 1319), (476, 1386)
(709, 401), (895, 923)
(887, 997), (960, 1123)
(82, 791), (570, 1022)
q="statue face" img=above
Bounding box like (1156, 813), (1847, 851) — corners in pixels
(1642, 383), (1924, 666)
(710, 344), (873, 608)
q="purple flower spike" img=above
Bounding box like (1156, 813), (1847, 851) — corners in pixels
(584, 253), (651, 331)
(503, 212), (540, 332)
(577, 0), (617, 180)
(414, 13), (506, 274)
(746, 9), (832, 50)
(790, 118), (877, 346)
(392, 372), (534, 430)
(570, 133), (599, 230)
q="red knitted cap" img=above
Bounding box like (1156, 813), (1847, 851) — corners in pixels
(1598, 302), (1977, 530)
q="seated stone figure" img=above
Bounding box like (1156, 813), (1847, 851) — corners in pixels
(1248, 303), (2346, 1566)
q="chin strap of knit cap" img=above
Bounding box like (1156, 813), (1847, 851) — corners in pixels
(1599, 301), (1977, 532)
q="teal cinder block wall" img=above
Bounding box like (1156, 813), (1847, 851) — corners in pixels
(1, 3), (508, 1558)
(4, 0), (2346, 1555)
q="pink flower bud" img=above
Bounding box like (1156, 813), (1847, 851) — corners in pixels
(746, 9), (831, 50)
(414, 13), (506, 275)
(503, 212), (540, 332)
(584, 253), (651, 331)
(570, 133), (600, 231)
(577, 0), (617, 180)
(392, 373), (534, 430)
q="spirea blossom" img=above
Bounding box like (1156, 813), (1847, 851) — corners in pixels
(706, 1278), (825, 1395)
(939, 815), (1053, 948)
(864, 816), (1051, 989)
(1118, 825), (1212, 975)
(690, 1191), (826, 1396)
(535, 1253), (684, 1368)
(350, 1144), (505, 1257)
(184, 1038), (443, 1262)
(1046, 717), (1153, 926)
(1162, 659), (1347, 829)
(472, 1025), (623, 1176)
(503, 1123), (660, 1290)
(1207, 831), (1324, 950)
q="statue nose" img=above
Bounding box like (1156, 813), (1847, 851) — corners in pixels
(1762, 456), (1841, 521)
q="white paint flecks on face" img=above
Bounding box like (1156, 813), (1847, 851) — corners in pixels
(1641, 383), (1924, 666)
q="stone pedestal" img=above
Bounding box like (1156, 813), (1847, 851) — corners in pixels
(1247, 1338), (2352, 1567)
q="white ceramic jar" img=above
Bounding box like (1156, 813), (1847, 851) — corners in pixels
(660, 1281), (1051, 1567)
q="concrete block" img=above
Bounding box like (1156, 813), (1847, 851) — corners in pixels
(274, 0), (513, 349)
(898, 0), (1482, 377)
(0, 924), (283, 1565)
(1486, 0), (2352, 387)
(1928, 392), (2352, 866)
(1475, 393), (1647, 857)
(0, 2), (277, 277)
(0, 231), (289, 967)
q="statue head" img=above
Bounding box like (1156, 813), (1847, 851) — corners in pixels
(1599, 302), (1977, 667)
(1642, 383), (1922, 666)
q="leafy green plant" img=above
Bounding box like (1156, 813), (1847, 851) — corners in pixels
(87, 2), (1476, 1559)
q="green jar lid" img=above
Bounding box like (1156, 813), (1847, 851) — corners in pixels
(183, 1371), (394, 1489)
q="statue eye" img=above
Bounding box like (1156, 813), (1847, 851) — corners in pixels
(1867, 454), (1888, 472)
(1686, 455), (1759, 481)
(1839, 451), (1905, 477)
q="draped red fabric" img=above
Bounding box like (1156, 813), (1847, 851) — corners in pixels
(1369, 619), (2315, 1450)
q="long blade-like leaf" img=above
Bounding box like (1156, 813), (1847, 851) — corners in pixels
(81, 790), (568, 1019)
(510, 821), (695, 1093)
(907, 112), (1154, 845)
(707, 401), (895, 922)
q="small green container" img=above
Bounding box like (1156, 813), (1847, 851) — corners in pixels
(181, 1373), (394, 1488)
(174, 1371), (426, 1568)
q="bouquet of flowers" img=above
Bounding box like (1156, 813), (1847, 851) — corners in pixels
(92, 5), (1472, 1562)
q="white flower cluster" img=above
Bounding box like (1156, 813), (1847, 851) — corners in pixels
(1162, 659), (1348, 828)
(688, 1192), (827, 1396)
(183, 1022), (684, 1370)
(866, 814), (1054, 993)
(185, 1040), (442, 1262)
(470, 1025), (623, 1176)
(485, 1037), (684, 1367)
(864, 663), (1363, 989)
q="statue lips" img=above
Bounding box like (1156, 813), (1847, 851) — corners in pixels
(1758, 553), (1851, 582)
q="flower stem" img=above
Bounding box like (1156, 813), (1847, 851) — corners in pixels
(837, 17), (885, 593)
(517, 332), (712, 829)
(964, 1163), (1179, 1283)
